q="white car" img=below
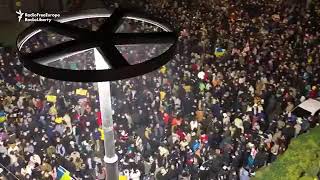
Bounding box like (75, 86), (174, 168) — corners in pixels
(292, 98), (320, 117)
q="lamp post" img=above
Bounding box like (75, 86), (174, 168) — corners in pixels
(94, 48), (118, 179)
(16, 8), (177, 180)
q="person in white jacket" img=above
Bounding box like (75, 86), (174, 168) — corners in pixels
(158, 146), (169, 157)
(63, 113), (72, 129)
(129, 169), (141, 180)
(190, 120), (198, 131)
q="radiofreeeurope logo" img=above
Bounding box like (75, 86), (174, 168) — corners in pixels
(16, 10), (60, 22)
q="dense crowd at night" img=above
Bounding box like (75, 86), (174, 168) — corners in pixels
(0, 0), (320, 179)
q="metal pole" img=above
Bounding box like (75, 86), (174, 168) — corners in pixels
(94, 48), (118, 180)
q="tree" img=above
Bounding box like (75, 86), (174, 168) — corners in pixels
(254, 126), (320, 180)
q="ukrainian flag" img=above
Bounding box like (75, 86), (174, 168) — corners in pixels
(56, 166), (73, 180)
(0, 111), (6, 123)
(214, 47), (226, 57)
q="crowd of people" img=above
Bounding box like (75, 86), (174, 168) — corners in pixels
(0, 0), (320, 179)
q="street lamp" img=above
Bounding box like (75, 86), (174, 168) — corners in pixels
(16, 8), (177, 180)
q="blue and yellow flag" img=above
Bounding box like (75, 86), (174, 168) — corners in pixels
(98, 128), (105, 140)
(0, 111), (6, 123)
(56, 166), (73, 180)
(214, 47), (226, 57)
